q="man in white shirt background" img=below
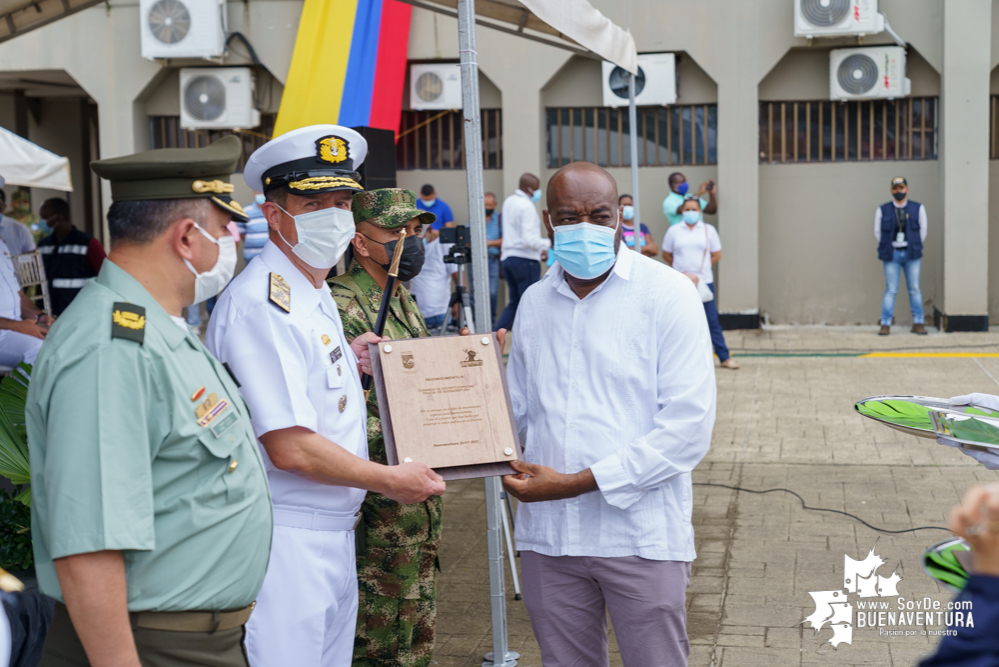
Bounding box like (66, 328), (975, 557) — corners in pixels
(874, 176), (928, 336)
(407, 224), (457, 332)
(0, 177), (36, 256)
(503, 161), (716, 667)
(495, 173), (549, 331)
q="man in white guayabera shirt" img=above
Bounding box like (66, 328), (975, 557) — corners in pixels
(503, 161), (716, 667)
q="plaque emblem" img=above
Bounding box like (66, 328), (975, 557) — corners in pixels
(402, 353), (415, 369)
(460, 349), (483, 367)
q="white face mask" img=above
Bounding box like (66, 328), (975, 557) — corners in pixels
(275, 203), (354, 270)
(184, 223), (237, 305)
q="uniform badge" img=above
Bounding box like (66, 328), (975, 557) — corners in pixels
(316, 136), (349, 164)
(331, 345), (343, 363)
(196, 392), (231, 427)
(322, 334), (331, 346)
(191, 386), (206, 402)
(269, 273), (291, 313)
(339, 394), (347, 412)
(111, 302), (145, 344)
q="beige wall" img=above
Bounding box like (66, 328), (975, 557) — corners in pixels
(760, 161), (941, 325)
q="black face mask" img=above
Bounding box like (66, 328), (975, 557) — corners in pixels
(382, 234), (426, 282)
(892, 191), (907, 201)
(485, 208), (495, 217)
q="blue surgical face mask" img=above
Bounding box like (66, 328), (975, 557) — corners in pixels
(552, 218), (619, 280)
(621, 205), (635, 221)
(254, 193), (266, 206)
(421, 197), (436, 207)
(38, 219), (53, 235)
(676, 181), (689, 196)
(531, 189), (543, 204)
(682, 210), (700, 225)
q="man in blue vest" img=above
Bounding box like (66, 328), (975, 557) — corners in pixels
(875, 176), (927, 335)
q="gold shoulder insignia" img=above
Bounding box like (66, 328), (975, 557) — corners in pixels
(316, 135), (349, 164)
(111, 302), (145, 344)
(269, 273), (291, 313)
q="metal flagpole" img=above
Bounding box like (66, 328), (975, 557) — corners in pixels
(627, 72), (641, 238)
(455, 1), (518, 666)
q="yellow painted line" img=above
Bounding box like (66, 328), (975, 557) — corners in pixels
(861, 352), (999, 358)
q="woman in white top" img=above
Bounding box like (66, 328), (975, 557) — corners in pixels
(661, 197), (739, 370)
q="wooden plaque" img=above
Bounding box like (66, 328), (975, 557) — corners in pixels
(368, 333), (522, 480)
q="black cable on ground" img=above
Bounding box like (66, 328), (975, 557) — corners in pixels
(692, 482), (951, 534)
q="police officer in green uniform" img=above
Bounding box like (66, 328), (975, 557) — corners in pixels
(330, 189), (440, 667)
(27, 135), (273, 667)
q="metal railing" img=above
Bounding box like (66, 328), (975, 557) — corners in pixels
(149, 115), (276, 172)
(396, 109), (502, 170)
(759, 98), (938, 164)
(546, 105), (718, 168)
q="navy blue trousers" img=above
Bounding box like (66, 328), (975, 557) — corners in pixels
(704, 284), (730, 362)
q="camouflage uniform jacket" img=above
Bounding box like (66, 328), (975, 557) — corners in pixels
(329, 260), (443, 592)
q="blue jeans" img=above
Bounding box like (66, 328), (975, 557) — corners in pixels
(881, 249), (923, 325)
(495, 257), (541, 331)
(424, 314), (446, 332)
(489, 256), (501, 327)
(703, 284), (730, 362)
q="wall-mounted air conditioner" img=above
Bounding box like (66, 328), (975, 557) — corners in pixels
(409, 64), (463, 110)
(140, 0), (226, 60)
(830, 46), (910, 100)
(180, 68), (260, 130)
(601, 53), (676, 108)
(794, 0), (884, 39)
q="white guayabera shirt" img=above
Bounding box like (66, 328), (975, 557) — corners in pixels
(507, 247), (716, 561)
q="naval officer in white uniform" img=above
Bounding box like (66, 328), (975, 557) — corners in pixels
(206, 125), (446, 667)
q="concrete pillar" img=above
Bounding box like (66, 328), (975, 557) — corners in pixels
(713, 0), (760, 327)
(939, 0), (991, 330)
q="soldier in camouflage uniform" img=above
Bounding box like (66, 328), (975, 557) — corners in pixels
(329, 188), (441, 667)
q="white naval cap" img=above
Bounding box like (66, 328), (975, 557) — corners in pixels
(244, 124), (368, 196)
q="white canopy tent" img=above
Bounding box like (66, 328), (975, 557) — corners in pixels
(0, 125), (72, 192)
(396, 2), (637, 665)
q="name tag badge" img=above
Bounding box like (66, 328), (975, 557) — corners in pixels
(210, 411), (239, 438)
(896, 232), (906, 244)
(331, 345), (343, 364)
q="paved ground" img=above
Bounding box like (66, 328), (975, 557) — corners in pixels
(433, 326), (999, 667)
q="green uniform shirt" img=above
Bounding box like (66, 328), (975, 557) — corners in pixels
(27, 260), (272, 612)
(329, 260), (442, 594)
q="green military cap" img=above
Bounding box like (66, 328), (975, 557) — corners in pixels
(352, 188), (435, 229)
(90, 135), (248, 222)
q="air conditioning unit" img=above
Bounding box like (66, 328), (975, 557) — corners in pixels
(140, 0), (226, 60)
(409, 64), (463, 110)
(830, 46), (910, 100)
(794, 0), (884, 38)
(601, 53), (676, 108)
(180, 68), (260, 130)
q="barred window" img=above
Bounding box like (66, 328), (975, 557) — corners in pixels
(759, 98), (937, 163)
(545, 105), (717, 169)
(149, 115), (275, 172)
(396, 109), (502, 170)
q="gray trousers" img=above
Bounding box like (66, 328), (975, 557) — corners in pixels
(520, 551), (691, 667)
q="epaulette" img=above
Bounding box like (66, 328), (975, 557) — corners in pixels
(111, 302), (145, 344)
(269, 272), (291, 313)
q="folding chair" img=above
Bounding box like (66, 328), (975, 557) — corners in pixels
(11, 251), (51, 315)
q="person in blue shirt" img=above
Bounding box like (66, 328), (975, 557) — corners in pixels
(416, 184), (454, 230)
(919, 482), (999, 667)
(661, 172), (716, 226)
(240, 193), (270, 264)
(484, 192), (502, 325)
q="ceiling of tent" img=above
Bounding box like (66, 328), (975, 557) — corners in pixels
(395, 0), (599, 59)
(0, 0), (104, 45)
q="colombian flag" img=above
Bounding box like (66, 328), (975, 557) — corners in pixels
(273, 0), (412, 137)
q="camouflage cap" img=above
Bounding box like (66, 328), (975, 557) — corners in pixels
(352, 188), (436, 229)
